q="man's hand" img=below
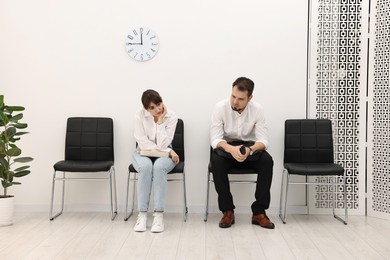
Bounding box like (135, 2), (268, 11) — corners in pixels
(227, 145), (247, 162)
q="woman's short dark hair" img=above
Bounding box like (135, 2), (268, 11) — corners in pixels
(141, 89), (163, 109)
(232, 77), (254, 96)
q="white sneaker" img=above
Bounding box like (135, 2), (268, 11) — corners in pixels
(133, 212), (147, 232)
(151, 212), (164, 233)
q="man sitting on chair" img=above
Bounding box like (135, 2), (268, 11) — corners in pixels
(210, 76), (275, 229)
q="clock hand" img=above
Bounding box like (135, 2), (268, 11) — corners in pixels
(140, 32), (143, 45)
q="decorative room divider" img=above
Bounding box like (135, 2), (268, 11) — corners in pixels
(367, 0), (390, 219)
(308, 0), (389, 219)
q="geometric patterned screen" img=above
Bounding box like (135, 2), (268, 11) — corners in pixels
(313, 0), (362, 210)
(369, 0), (390, 215)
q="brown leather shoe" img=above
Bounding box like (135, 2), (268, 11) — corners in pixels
(219, 210), (235, 228)
(252, 213), (275, 229)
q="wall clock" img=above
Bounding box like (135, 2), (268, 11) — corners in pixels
(125, 27), (159, 62)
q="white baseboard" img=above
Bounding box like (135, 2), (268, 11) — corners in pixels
(15, 204), (308, 215)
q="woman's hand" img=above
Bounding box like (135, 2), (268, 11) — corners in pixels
(169, 150), (180, 165)
(156, 104), (167, 125)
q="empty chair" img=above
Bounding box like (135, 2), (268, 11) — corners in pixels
(50, 117), (117, 220)
(279, 119), (347, 224)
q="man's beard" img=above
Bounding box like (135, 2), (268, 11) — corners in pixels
(231, 106), (243, 113)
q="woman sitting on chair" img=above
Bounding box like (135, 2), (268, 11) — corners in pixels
(132, 89), (180, 233)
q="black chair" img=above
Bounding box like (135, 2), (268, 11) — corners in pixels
(50, 117), (118, 220)
(279, 119), (347, 224)
(204, 147), (257, 222)
(124, 118), (188, 221)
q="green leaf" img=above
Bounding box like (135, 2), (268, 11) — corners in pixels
(2, 180), (12, 188)
(9, 143), (18, 149)
(13, 123), (28, 129)
(0, 115), (8, 127)
(14, 170), (30, 177)
(10, 113), (23, 122)
(0, 157), (9, 168)
(14, 165), (30, 171)
(9, 137), (21, 142)
(14, 131), (29, 136)
(6, 147), (21, 157)
(5, 127), (17, 138)
(0, 95), (4, 106)
(4, 105), (25, 112)
(11, 182), (21, 185)
(14, 157), (33, 163)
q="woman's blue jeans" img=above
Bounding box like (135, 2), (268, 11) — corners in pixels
(132, 152), (175, 212)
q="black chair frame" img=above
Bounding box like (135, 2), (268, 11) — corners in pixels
(50, 117), (118, 221)
(279, 119), (347, 225)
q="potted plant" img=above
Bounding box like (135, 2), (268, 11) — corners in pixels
(0, 95), (33, 226)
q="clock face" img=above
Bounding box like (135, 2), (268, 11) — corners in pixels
(125, 27), (159, 62)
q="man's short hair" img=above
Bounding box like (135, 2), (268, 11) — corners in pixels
(232, 77), (254, 96)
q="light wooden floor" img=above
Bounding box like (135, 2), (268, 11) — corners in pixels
(1, 212), (390, 259)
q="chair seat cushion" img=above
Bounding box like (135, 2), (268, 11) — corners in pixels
(128, 164), (136, 172)
(54, 160), (114, 172)
(170, 162), (184, 173)
(284, 163), (344, 176)
(128, 162), (184, 174)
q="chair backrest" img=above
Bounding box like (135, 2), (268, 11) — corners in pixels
(65, 117), (114, 161)
(284, 119), (334, 164)
(171, 119), (185, 162)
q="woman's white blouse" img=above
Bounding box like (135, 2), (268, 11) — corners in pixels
(134, 108), (178, 152)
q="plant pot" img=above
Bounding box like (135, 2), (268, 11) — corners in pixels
(0, 196), (14, 226)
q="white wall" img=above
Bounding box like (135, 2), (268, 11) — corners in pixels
(0, 0), (308, 214)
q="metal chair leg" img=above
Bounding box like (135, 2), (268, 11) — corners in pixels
(332, 176), (336, 217)
(109, 167), (118, 220)
(131, 172), (136, 216)
(183, 171), (188, 222)
(344, 174), (348, 223)
(124, 170), (132, 221)
(333, 175), (348, 225)
(279, 169), (286, 222)
(306, 176), (310, 215)
(204, 170), (211, 222)
(50, 171), (66, 221)
(279, 170), (289, 224)
(124, 171), (136, 221)
(113, 168), (118, 215)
